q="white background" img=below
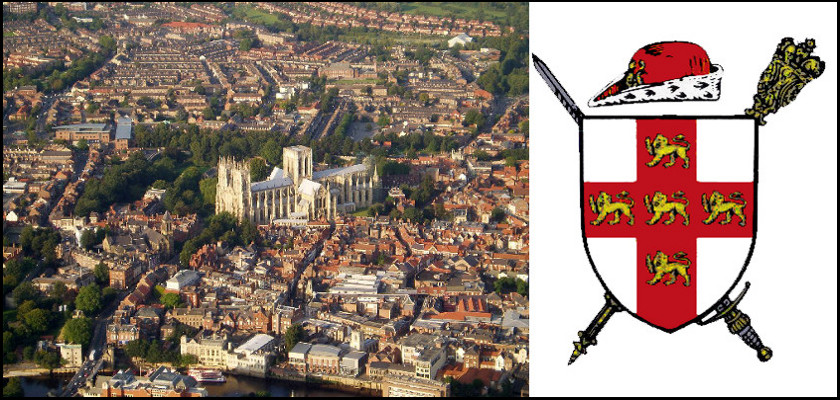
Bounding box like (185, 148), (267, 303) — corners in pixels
(530, 2), (837, 396)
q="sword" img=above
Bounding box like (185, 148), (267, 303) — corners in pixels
(532, 53), (585, 126)
(534, 54), (625, 366)
(568, 292), (624, 365)
(699, 282), (773, 362)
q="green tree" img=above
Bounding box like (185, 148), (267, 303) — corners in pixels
(99, 35), (116, 52)
(50, 281), (68, 301)
(284, 324), (304, 353)
(124, 339), (149, 359)
(3, 377), (24, 397)
(34, 350), (62, 372)
(239, 37), (254, 51)
(146, 340), (163, 363)
(199, 177), (217, 209)
(179, 353), (198, 367)
(491, 207), (507, 223)
(249, 158), (271, 182)
(94, 262), (109, 285)
(202, 106), (215, 120)
(103, 286), (118, 304)
(62, 317), (93, 346)
(75, 284), (103, 315)
(22, 308), (51, 334)
(160, 292), (184, 310)
(403, 206), (422, 223)
(505, 156), (518, 168)
(23, 346), (35, 361)
(260, 139), (283, 166)
(12, 281), (38, 305)
(18, 300), (37, 316)
(3, 331), (16, 361)
(80, 228), (97, 250)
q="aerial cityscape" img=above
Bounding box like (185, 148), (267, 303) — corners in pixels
(3, 2), (529, 397)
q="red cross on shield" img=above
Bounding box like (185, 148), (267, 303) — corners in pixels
(581, 116), (757, 331)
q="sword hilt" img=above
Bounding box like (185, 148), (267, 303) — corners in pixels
(569, 292), (623, 365)
(703, 282), (772, 362)
(721, 305), (773, 362)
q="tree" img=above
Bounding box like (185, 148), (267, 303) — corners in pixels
(199, 177), (217, 209)
(75, 284), (103, 315)
(62, 317), (93, 347)
(50, 281), (68, 301)
(239, 37), (254, 51)
(3, 331), (16, 361)
(124, 339), (149, 359)
(76, 138), (89, 151)
(491, 207), (507, 223)
(202, 106), (215, 120)
(146, 340), (163, 363)
(103, 286), (117, 304)
(516, 279), (528, 296)
(419, 92), (430, 106)
(94, 262), (109, 285)
(403, 207), (422, 223)
(260, 139), (283, 166)
(98, 35), (116, 52)
(23, 346), (35, 361)
(284, 324), (304, 353)
(179, 353), (198, 367)
(505, 156), (518, 168)
(80, 228), (97, 250)
(12, 281), (38, 306)
(160, 293), (184, 310)
(3, 378), (23, 397)
(18, 300), (37, 316)
(22, 308), (51, 334)
(34, 350), (62, 372)
(250, 158), (271, 182)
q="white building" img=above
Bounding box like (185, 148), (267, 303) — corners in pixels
(448, 33), (473, 48)
(166, 270), (201, 292)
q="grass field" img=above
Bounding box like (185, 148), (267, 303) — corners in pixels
(232, 4), (283, 27)
(399, 2), (509, 23)
(331, 78), (379, 85)
(352, 207), (370, 217)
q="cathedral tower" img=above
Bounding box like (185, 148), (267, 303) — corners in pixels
(283, 146), (313, 186)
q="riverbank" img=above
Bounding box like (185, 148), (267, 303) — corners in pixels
(3, 365), (77, 378)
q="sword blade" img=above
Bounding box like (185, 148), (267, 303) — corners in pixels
(532, 53), (584, 126)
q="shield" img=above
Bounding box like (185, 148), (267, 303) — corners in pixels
(581, 116), (757, 332)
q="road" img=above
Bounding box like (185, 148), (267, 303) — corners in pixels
(57, 289), (128, 397)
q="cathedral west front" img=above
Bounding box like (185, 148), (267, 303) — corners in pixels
(215, 146), (380, 224)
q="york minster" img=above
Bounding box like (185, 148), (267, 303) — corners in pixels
(216, 146), (380, 224)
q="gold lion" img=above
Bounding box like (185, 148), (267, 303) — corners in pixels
(702, 191), (747, 226)
(644, 191), (690, 226)
(589, 191), (635, 226)
(646, 251), (692, 286)
(645, 134), (690, 168)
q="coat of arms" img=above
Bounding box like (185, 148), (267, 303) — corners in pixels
(534, 38), (824, 364)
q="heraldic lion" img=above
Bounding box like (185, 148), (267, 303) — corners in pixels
(644, 191), (690, 226)
(702, 191), (747, 226)
(645, 133), (690, 168)
(589, 191), (635, 226)
(646, 251), (692, 286)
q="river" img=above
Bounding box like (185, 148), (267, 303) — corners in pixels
(17, 374), (360, 397)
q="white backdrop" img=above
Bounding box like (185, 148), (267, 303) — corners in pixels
(529, 2), (837, 396)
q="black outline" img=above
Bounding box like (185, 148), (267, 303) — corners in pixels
(579, 115), (759, 333)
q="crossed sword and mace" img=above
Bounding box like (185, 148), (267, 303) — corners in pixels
(533, 37), (824, 365)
